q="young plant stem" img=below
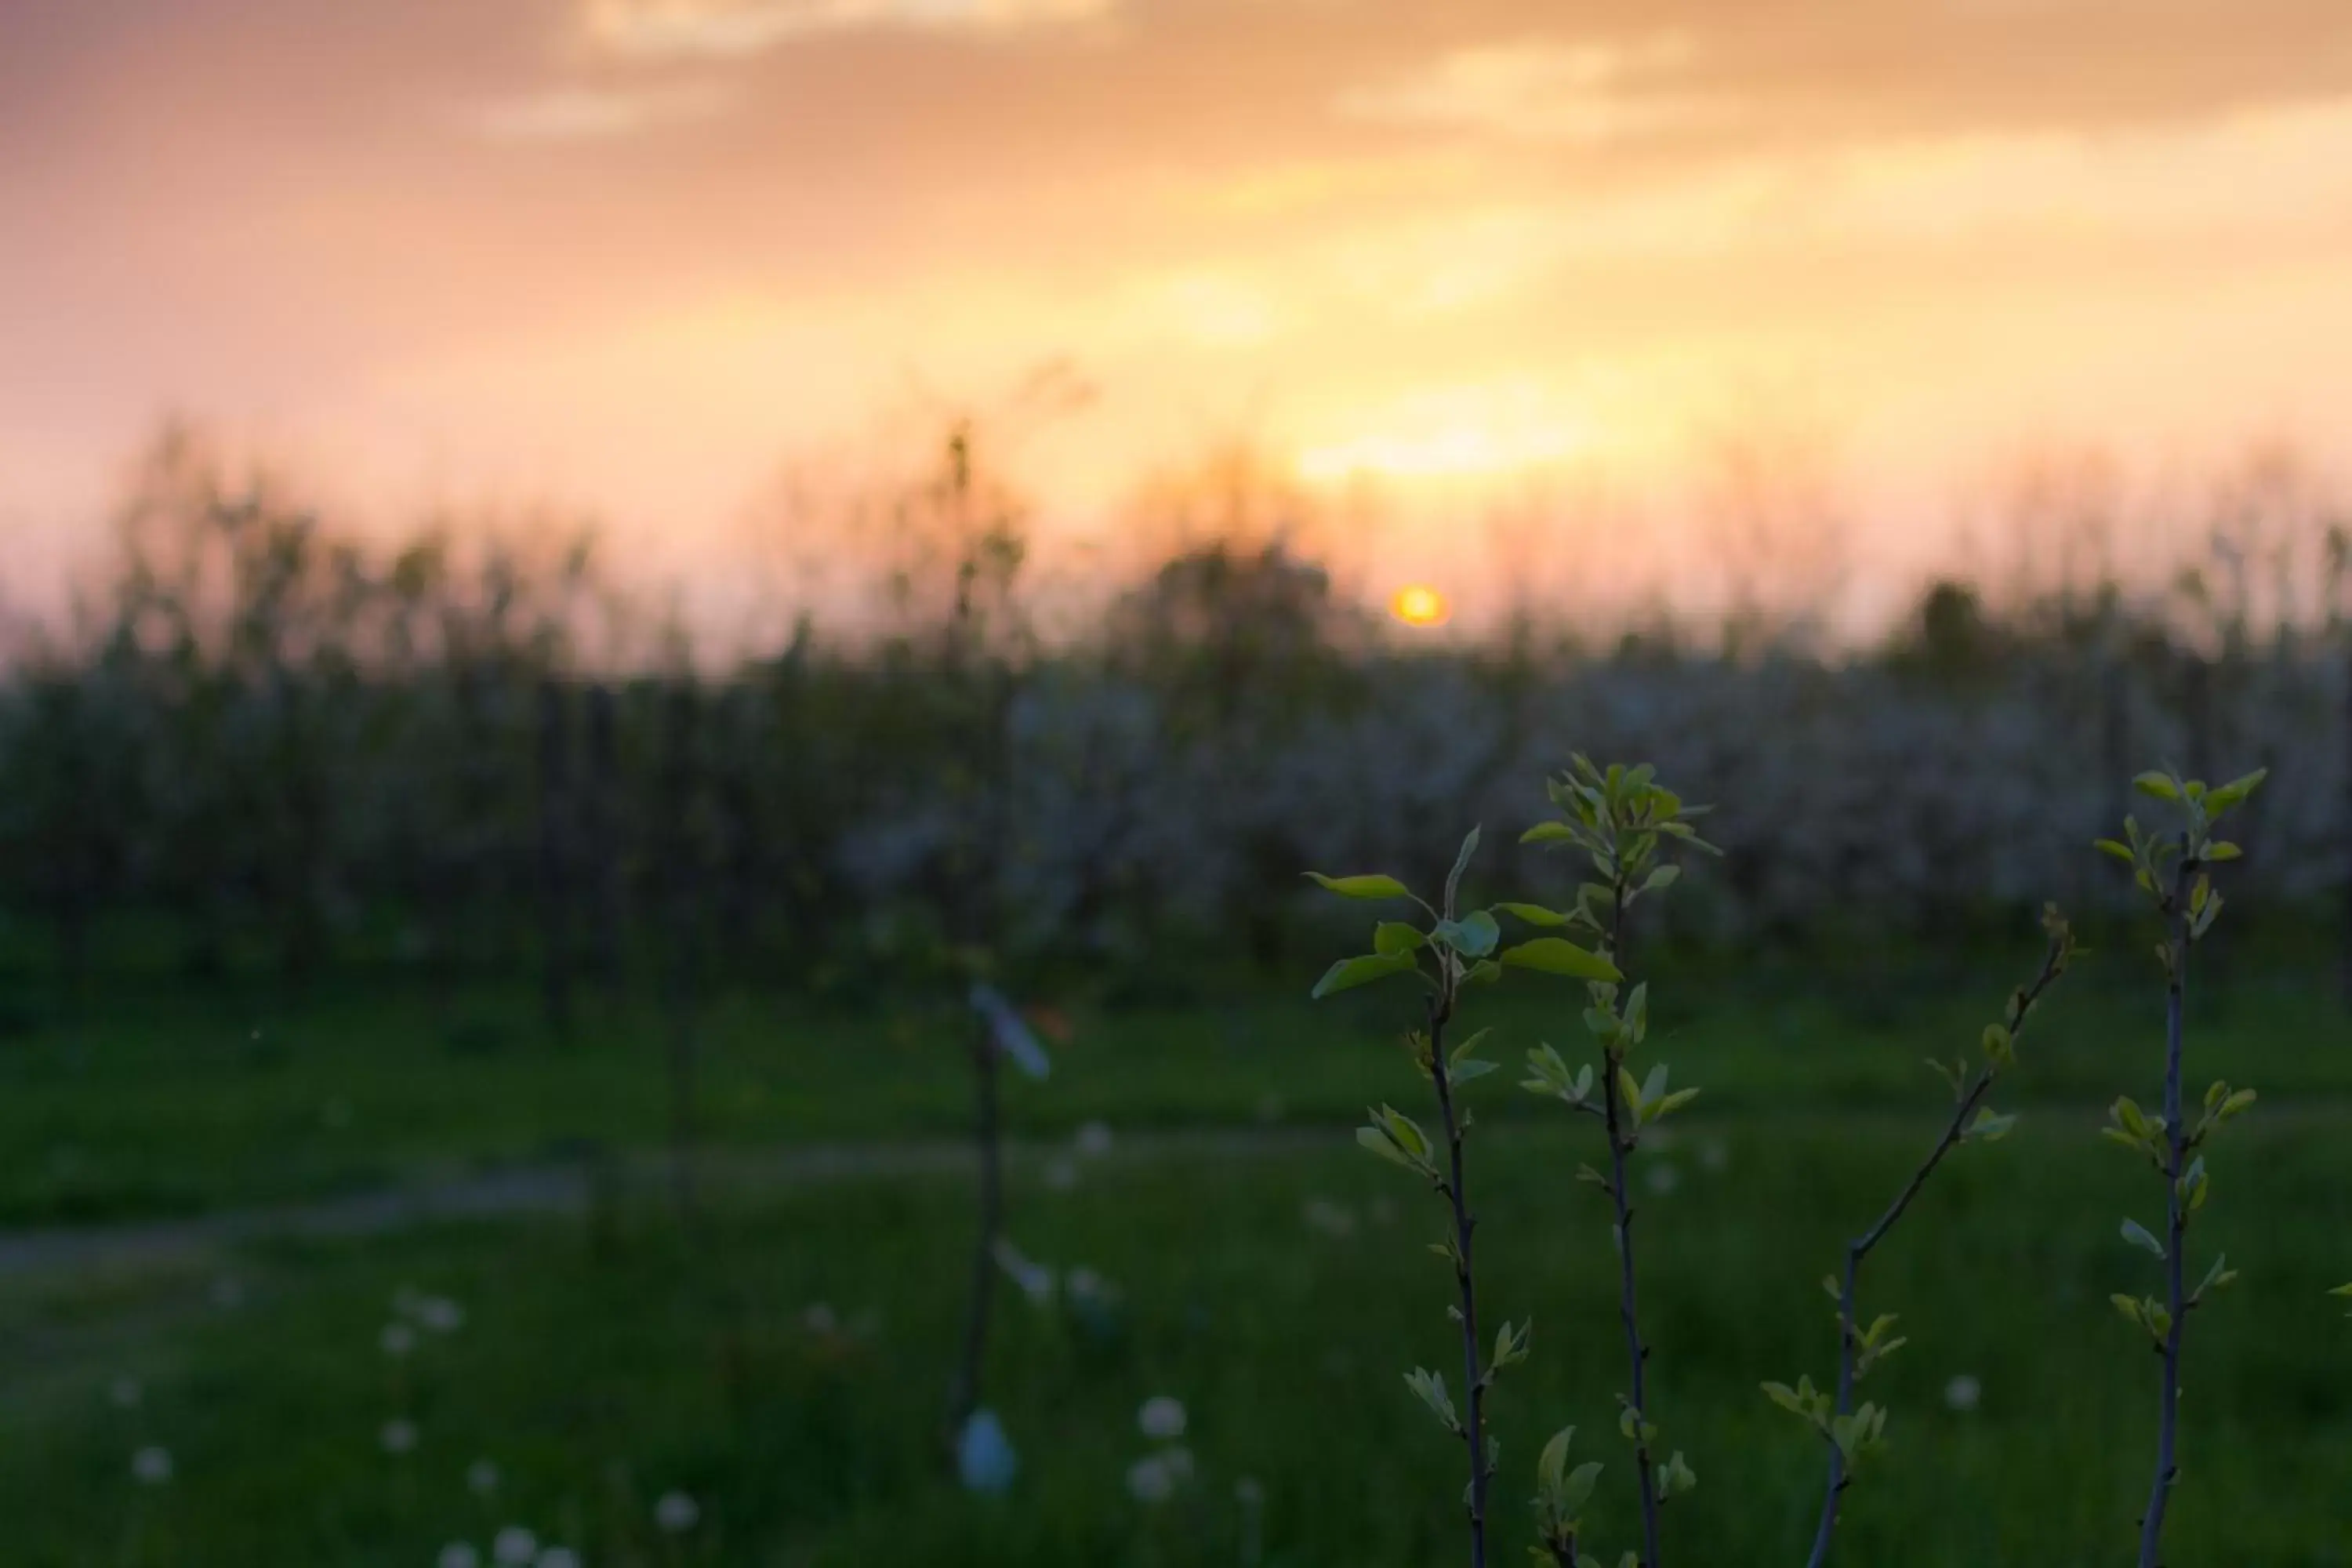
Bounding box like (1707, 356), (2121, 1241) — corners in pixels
(2137, 865), (2193, 1567)
(1604, 885), (1664, 1568)
(946, 1014), (1003, 1448)
(1425, 975), (1490, 1568)
(1806, 939), (2068, 1566)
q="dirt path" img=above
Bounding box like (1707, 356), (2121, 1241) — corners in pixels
(0, 1126), (1335, 1280)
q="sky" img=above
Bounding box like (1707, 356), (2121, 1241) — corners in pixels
(6, 0), (2352, 633)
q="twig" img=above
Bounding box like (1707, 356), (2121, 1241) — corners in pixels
(1806, 935), (2069, 1567)
(1606, 884), (1664, 1568)
(1427, 978), (1490, 1568)
(2136, 855), (2194, 1567)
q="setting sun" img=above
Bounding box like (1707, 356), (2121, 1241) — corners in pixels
(1390, 583), (1452, 628)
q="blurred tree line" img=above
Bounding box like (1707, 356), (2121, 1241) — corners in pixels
(7, 424), (2352, 1022)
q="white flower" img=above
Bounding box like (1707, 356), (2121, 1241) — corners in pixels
(381, 1418), (419, 1455)
(801, 1302), (838, 1335)
(381, 1322), (418, 1357)
(1075, 1120), (1114, 1157)
(467, 1459), (501, 1497)
(492, 1527), (539, 1565)
(654, 1490), (700, 1534)
(1944, 1374), (1982, 1413)
(1645, 1160), (1682, 1196)
(992, 1240), (1057, 1305)
(438, 1545), (481, 1568)
(1126, 1455), (1175, 1504)
(109, 1376), (143, 1409)
(1137, 1396), (1188, 1441)
(535, 1549), (579, 1568)
(956, 1408), (1018, 1494)
(131, 1446), (172, 1485)
(418, 1298), (466, 1333)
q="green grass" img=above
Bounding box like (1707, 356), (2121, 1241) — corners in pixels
(7, 954), (2352, 1562)
(9, 955), (2352, 1225)
(5, 1112), (2350, 1565)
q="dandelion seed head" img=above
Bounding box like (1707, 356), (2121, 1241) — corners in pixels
(438, 1545), (481, 1568)
(381, 1322), (418, 1357)
(1137, 1396), (1188, 1440)
(1945, 1374), (1983, 1413)
(1074, 1120), (1114, 1157)
(380, 1418), (419, 1455)
(131, 1446), (172, 1485)
(418, 1297), (466, 1333)
(492, 1526), (539, 1565)
(654, 1490), (700, 1534)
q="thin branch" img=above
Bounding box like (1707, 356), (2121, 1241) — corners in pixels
(946, 1014), (1002, 1446)
(1606, 883), (1664, 1568)
(1427, 975), (1490, 1568)
(1806, 937), (2070, 1567)
(2137, 855), (2194, 1567)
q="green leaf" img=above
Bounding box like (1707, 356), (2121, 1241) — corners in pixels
(1964, 1108), (2016, 1142)
(1372, 922), (1425, 957)
(1536, 1426), (1574, 1497)
(1636, 864), (1680, 898)
(1445, 826), (1483, 911)
(1501, 938), (1623, 983)
(2205, 769), (2268, 812)
(2132, 771), (2181, 802)
(1561, 1460), (1602, 1515)
(1311, 952), (1416, 1000)
(1449, 1058), (1499, 1084)
(1519, 821), (1577, 845)
(2195, 1254), (2237, 1298)
(1495, 902), (1571, 927)
(2205, 840), (2244, 862)
(1356, 1125), (1421, 1171)
(2122, 1217), (2168, 1259)
(1436, 909), (1501, 958)
(1305, 872), (1411, 900)
(2095, 838), (2136, 864)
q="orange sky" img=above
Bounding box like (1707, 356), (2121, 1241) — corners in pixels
(6, 0), (2352, 632)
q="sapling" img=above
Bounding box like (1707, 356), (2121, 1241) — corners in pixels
(1307, 826), (1619, 1568)
(2095, 764), (2266, 1566)
(1770, 904), (2080, 1566)
(1515, 757), (1715, 1568)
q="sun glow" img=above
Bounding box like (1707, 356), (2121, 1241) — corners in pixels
(1390, 583), (1451, 628)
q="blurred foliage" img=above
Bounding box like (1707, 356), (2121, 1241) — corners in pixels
(7, 425), (2352, 1004)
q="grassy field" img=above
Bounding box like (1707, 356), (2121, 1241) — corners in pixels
(9, 946), (2352, 1225)
(5, 953), (2352, 1563)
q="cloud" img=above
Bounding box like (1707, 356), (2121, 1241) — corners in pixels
(468, 80), (736, 141)
(1334, 33), (1737, 146)
(579, 0), (1116, 60)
